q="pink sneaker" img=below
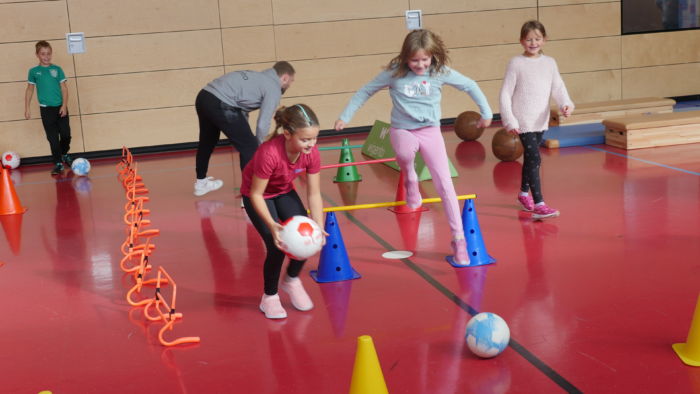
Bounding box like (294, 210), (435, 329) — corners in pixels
(260, 294), (287, 319)
(451, 238), (469, 266)
(532, 204), (560, 219)
(517, 194), (534, 211)
(280, 276), (314, 311)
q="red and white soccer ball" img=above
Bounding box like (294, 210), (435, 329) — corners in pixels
(2, 151), (20, 169)
(278, 216), (324, 260)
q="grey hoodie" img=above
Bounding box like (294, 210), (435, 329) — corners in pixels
(203, 68), (282, 143)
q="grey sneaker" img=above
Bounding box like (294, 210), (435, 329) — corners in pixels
(62, 154), (74, 166)
(194, 177), (223, 196)
(51, 163), (64, 175)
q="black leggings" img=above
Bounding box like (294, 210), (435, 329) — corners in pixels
(519, 131), (545, 204)
(40, 106), (71, 164)
(242, 190), (308, 295)
(194, 89), (260, 179)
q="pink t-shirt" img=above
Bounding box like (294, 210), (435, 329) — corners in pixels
(240, 135), (321, 198)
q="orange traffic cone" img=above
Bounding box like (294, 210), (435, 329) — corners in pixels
(0, 213), (23, 255)
(389, 171), (428, 214)
(0, 168), (27, 215)
(349, 335), (388, 394)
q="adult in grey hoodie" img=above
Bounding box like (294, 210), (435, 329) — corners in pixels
(193, 61), (295, 197)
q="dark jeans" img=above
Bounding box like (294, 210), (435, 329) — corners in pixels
(519, 131), (545, 203)
(194, 89), (259, 179)
(40, 106), (71, 164)
(242, 190), (308, 295)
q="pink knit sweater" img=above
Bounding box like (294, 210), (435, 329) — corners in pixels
(499, 54), (574, 133)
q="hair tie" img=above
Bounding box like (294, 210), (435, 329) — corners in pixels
(295, 104), (311, 124)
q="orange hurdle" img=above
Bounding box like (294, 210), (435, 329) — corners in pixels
(143, 267), (200, 347)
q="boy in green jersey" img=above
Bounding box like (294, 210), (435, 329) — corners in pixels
(25, 41), (72, 175)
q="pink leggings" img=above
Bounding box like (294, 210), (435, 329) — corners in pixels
(390, 126), (464, 238)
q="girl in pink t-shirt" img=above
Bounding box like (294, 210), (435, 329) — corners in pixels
(241, 104), (325, 319)
(499, 20), (574, 219)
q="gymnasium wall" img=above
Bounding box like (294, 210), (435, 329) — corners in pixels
(0, 0), (699, 159)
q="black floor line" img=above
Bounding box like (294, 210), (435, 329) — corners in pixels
(322, 192), (583, 394)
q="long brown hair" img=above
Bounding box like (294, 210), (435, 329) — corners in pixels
(387, 29), (449, 78)
(267, 104), (319, 141)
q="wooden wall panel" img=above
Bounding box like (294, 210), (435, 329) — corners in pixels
(0, 79), (79, 122)
(0, 116), (83, 157)
(271, 0), (405, 24)
(442, 79), (502, 119)
(0, 1), (68, 43)
(289, 55), (394, 97)
(220, 0), (273, 27)
(547, 36), (621, 73)
(81, 108), (198, 151)
(412, 0), (535, 14)
(77, 67), (222, 114)
(622, 30), (700, 68)
(222, 27), (276, 65)
(426, 8), (537, 48)
(275, 18), (406, 60)
(449, 44), (522, 81)
(74, 30), (223, 76)
(280, 92), (393, 131)
(67, 0), (219, 36)
(539, 0), (616, 5)
(0, 40), (74, 83)
(0, 0), (697, 157)
(563, 70), (622, 103)
(539, 3), (620, 39)
(623, 63), (700, 99)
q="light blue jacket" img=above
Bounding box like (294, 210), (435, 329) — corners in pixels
(340, 66), (492, 130)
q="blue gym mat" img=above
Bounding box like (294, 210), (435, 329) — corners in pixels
(544, 122), (606, 147)
(543, 101), (700, 148)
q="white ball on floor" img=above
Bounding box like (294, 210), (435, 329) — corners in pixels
(465, 312), (510, 358)
(2, 151), (20, 169)
(71, 157), (91, 176)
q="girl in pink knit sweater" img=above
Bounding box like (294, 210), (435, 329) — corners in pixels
(499, 20), (574, 219)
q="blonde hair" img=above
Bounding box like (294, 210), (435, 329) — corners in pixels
(520, 20), (547, 41)
(267, 104), (319, 141)
(387, 29), (449, 78)
(35, 40), (51, 54)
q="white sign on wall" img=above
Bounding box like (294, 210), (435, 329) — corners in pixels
(66, 32), (86, 54)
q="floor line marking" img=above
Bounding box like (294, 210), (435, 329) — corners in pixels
(322, 192), (583, 394)
(584, 146), (700, 176)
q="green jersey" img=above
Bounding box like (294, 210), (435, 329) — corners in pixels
(27, 64), (66, 107)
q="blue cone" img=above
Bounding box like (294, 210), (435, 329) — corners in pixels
(310, 212), (361, 282)
(446, 199), (496, 267)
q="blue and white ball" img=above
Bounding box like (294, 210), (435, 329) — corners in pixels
(465, 312), (510, 358)
(71, 157), (91, 176)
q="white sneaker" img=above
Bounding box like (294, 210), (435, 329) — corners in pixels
(194, 177), (223, 196)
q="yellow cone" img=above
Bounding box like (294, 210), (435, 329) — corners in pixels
(673, 293), (700, 366)
(349, 335), (388, 394)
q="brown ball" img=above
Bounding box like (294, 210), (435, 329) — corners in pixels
(491, 128), (524, 161)
(454, 111), (484, 141)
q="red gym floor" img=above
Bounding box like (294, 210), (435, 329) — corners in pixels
(1, 126), (699, 393)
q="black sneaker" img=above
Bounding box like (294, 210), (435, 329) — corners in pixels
(62, 154), (74, 166)
(51, 163), (64, 175)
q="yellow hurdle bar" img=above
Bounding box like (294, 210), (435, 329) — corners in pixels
(323, 194), (477, 212)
